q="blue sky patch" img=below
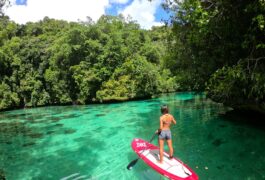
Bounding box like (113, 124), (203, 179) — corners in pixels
(106, 0), (132, 16)
(106, 0), (170, 22)
(16, 0), (27, 5)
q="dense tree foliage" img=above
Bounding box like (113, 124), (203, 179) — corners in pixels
(164, 0), (265, 111)
(1, 0), (265, 112)
(0, 15), (177, 110)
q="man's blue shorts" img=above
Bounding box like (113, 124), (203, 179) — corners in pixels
(158, 130), (172, 140)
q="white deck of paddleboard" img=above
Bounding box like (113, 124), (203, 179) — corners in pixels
(140, 149), (191, 178)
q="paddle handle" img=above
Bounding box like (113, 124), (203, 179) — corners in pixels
(149, 132), (157, 143)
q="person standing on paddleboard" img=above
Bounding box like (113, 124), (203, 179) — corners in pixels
(157, 105), (176, 164)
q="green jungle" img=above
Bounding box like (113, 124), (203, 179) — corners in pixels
(0, 0), (265, 113)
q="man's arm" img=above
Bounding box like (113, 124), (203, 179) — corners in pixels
(160, 117), (163, 129)
(155, 118), (163, 134)
(172, 117), (177, 125)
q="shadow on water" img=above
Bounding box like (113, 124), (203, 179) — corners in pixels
(0, 122), (44, 145)
(0, 121), (104, 179)
(30, 138), (104, 179)
(0, 122), (43, 179)
(0, 120), (78, 145)
(13, 141), (103, 179)
(221, 109), (265, 131)
(0, 105), (107, 179)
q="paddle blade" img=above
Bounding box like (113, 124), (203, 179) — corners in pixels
(127, 158), (139, 170)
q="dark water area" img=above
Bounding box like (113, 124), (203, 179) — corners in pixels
(222, 109), (265, 130)
(0, 92), (264, 179)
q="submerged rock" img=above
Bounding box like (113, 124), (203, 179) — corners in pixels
(95, 114), (105, 117)
(5, 141), (12, 145)
(46, 131), (56, 135)
(51, 117), (62, 122)
(218, 124), (227, 128)
(207, 132), (214, 140)
(217, 165), (224, 170)
(0, 169), (6, 180)
(64, 129), (76, 134)
(22, 142), (36, 147)
(212, 138), (226, 147)
(28, 133), (43, 139)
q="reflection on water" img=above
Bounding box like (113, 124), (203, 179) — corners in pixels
(0, 92), (265, 179)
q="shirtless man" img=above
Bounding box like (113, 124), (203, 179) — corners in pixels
(157, 105), (176, 163)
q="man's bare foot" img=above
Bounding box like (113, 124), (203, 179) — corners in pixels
(157, 160), (163, 164)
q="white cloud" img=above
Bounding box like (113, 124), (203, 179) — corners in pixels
(119, 0), (163, 29)
(4, 0), (163, 29)
(5, 0), (109, 24)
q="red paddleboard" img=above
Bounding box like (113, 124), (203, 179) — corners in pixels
(131, 138), (199, 180)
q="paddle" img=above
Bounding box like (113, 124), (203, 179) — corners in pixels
(127, 130), (159, 170)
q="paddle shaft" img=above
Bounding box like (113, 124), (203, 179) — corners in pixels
(148, 131), (158, 143)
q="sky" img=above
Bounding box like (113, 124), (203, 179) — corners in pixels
(4, 0), (171, 29)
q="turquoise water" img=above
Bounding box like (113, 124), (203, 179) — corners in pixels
(0, 92), (265, 180)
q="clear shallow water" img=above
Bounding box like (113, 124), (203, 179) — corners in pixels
(0, 92), (265, 180)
